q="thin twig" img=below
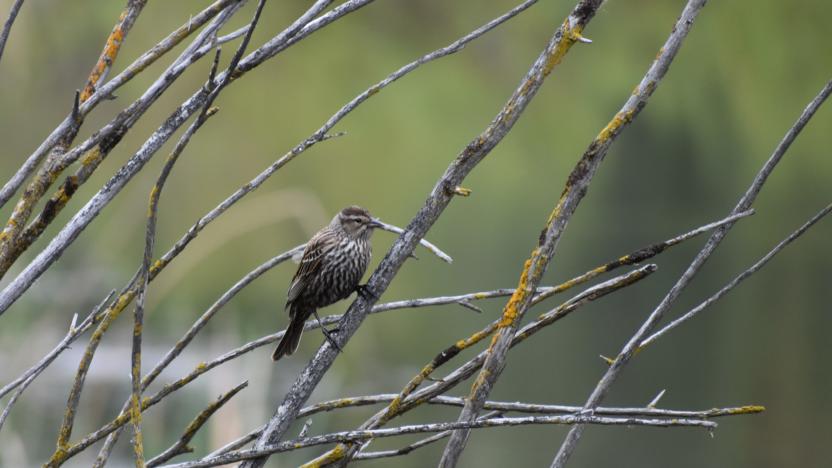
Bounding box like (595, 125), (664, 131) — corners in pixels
(297, 394), (764, 420)
(128, 54), (222, 468)
(550, 71), (832, 468)
(0, 296), (114, 431)
(353, 411), (506, 461)
(0, 291), (114, 401)
(146, 381), (248, 467)
(164, 414), (717, 468)
(0, 0), (25, 66)
(640, 201), (832, 349)
(375, 221), (452, 263)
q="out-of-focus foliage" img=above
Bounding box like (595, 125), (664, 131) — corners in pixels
(0, 1), (830, 467)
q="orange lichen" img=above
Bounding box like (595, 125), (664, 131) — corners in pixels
(498, 256), (535, 328)
(543, 20), (583, 77)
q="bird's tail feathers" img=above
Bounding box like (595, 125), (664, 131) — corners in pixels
(272, 308), (307, 361)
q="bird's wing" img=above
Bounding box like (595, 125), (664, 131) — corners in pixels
(286, 228), (336, 308)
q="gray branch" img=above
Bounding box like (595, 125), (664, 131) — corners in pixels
(164, 414), (717, 468)
(0, 0), (238, 211)
(439, 0), (701, 463)
(640, 201), (832, 349)
(146, 381), (249, 467)
(550, 69), (832, 468)
(0, 0), (24, 67)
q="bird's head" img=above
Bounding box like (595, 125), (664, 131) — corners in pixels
(333, 205), (381, 240)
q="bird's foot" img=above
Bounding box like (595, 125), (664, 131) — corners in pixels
(312, 309), (342, 353)
(320, 326), (343, 353)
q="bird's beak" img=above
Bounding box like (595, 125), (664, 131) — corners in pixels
(368, 218), (383, 229)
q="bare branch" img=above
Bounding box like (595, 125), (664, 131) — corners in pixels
(0, 291), (114, 401)
(0, 0), (238, 211)
(441, 0), (702, 463)
(300, 394), (764, 420)
(0, 295), (114, 433)
(0, 0), (24, 66)
(81, 0), (149, 101)
(165, 414), (717, 468)
(550, 74), (832, 468)
(146, 381), (248, 468)
(375, 221), (453, 263)
(640, 201), (832, 349)
(0, 0), (246, 281)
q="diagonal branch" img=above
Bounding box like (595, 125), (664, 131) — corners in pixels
(550, 76), (832, 468)
(0, 0), (246, 280)
(439, 1), (705, 464)
(146, 381), (248, 467)
(0, 292), (114, 433)
(0, 0), (148, 272)
(639, 201), (832, 349)
(0, 0), (237, 217)
(0, 0), (24, 66)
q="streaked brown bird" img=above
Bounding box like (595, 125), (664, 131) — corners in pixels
(272, 206), (380, 361)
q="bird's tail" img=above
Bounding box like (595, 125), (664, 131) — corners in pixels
(272, 308), (308, 361)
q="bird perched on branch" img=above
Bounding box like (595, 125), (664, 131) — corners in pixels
(272, 205), (381, 361)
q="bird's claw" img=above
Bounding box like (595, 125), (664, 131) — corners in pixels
(320, 326), (343, 353)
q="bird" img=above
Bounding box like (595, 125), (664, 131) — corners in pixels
(272, 205), (381, 361)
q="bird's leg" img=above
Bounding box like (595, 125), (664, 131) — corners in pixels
(356, 283), (376, 301)
(312, 309), (342, 353)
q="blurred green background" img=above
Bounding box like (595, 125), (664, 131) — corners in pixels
(1, 0), (830, 467)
